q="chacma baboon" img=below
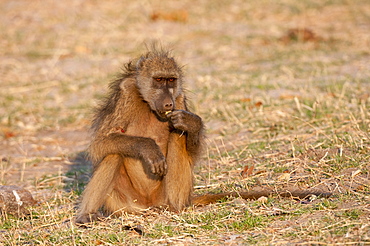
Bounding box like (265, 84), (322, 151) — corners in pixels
(76, 46), (332, 225)
(76, 46), (204, 224)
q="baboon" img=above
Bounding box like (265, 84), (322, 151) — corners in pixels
(76, 46), (332, 225)
(76, 46), (204, 224)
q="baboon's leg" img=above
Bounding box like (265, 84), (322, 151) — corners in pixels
(104, 159), (149, 215)
(163, 133), (193, 211)
(76, 154), (121, 224)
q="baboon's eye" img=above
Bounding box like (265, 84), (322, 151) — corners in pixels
(168, 78), (176, 82)
(155, 78), (162, 82)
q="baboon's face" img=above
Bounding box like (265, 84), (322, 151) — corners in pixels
(136, 56), (182, 121)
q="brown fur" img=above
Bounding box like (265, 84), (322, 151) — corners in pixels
(76, 46), (203, 224)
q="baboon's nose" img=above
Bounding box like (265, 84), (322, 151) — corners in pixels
(164, 102), (173, 111)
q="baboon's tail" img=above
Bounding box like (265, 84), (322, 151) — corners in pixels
(192, 187), (332, 206)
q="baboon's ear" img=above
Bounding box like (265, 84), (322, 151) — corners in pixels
(136, 56), (145, 70)
(119, 78), (134, 91)
(119, 81), (126, 90)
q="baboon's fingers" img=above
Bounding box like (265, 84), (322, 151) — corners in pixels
(168, 110), (202, 133)
(149, 158), (167, 176)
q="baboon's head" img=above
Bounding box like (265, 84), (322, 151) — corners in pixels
(135, 50), (183, 121)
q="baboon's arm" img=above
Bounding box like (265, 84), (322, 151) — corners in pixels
(90, 133), (167, 176)
(167, 110), (203, 157)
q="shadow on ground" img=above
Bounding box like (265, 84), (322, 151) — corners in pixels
(64, 151), (92, 194)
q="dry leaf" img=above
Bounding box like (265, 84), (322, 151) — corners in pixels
(4, 131), (16, 139)
(254, 101), (263, 107)
(280, 28), (321, 44)
(241, 165), (254, 178)
(150, 9), (188, 23)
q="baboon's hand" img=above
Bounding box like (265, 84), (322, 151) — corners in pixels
(140, 139), (167, 176)
(167, 110), (202, 134)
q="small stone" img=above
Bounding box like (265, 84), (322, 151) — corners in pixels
(0, 185), (37, 217)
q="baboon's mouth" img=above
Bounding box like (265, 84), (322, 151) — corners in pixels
(158, 110), (172, 116)
(155, 110), (171, 121)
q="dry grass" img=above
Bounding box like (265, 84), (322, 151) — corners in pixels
(0, 0), (369, 245)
